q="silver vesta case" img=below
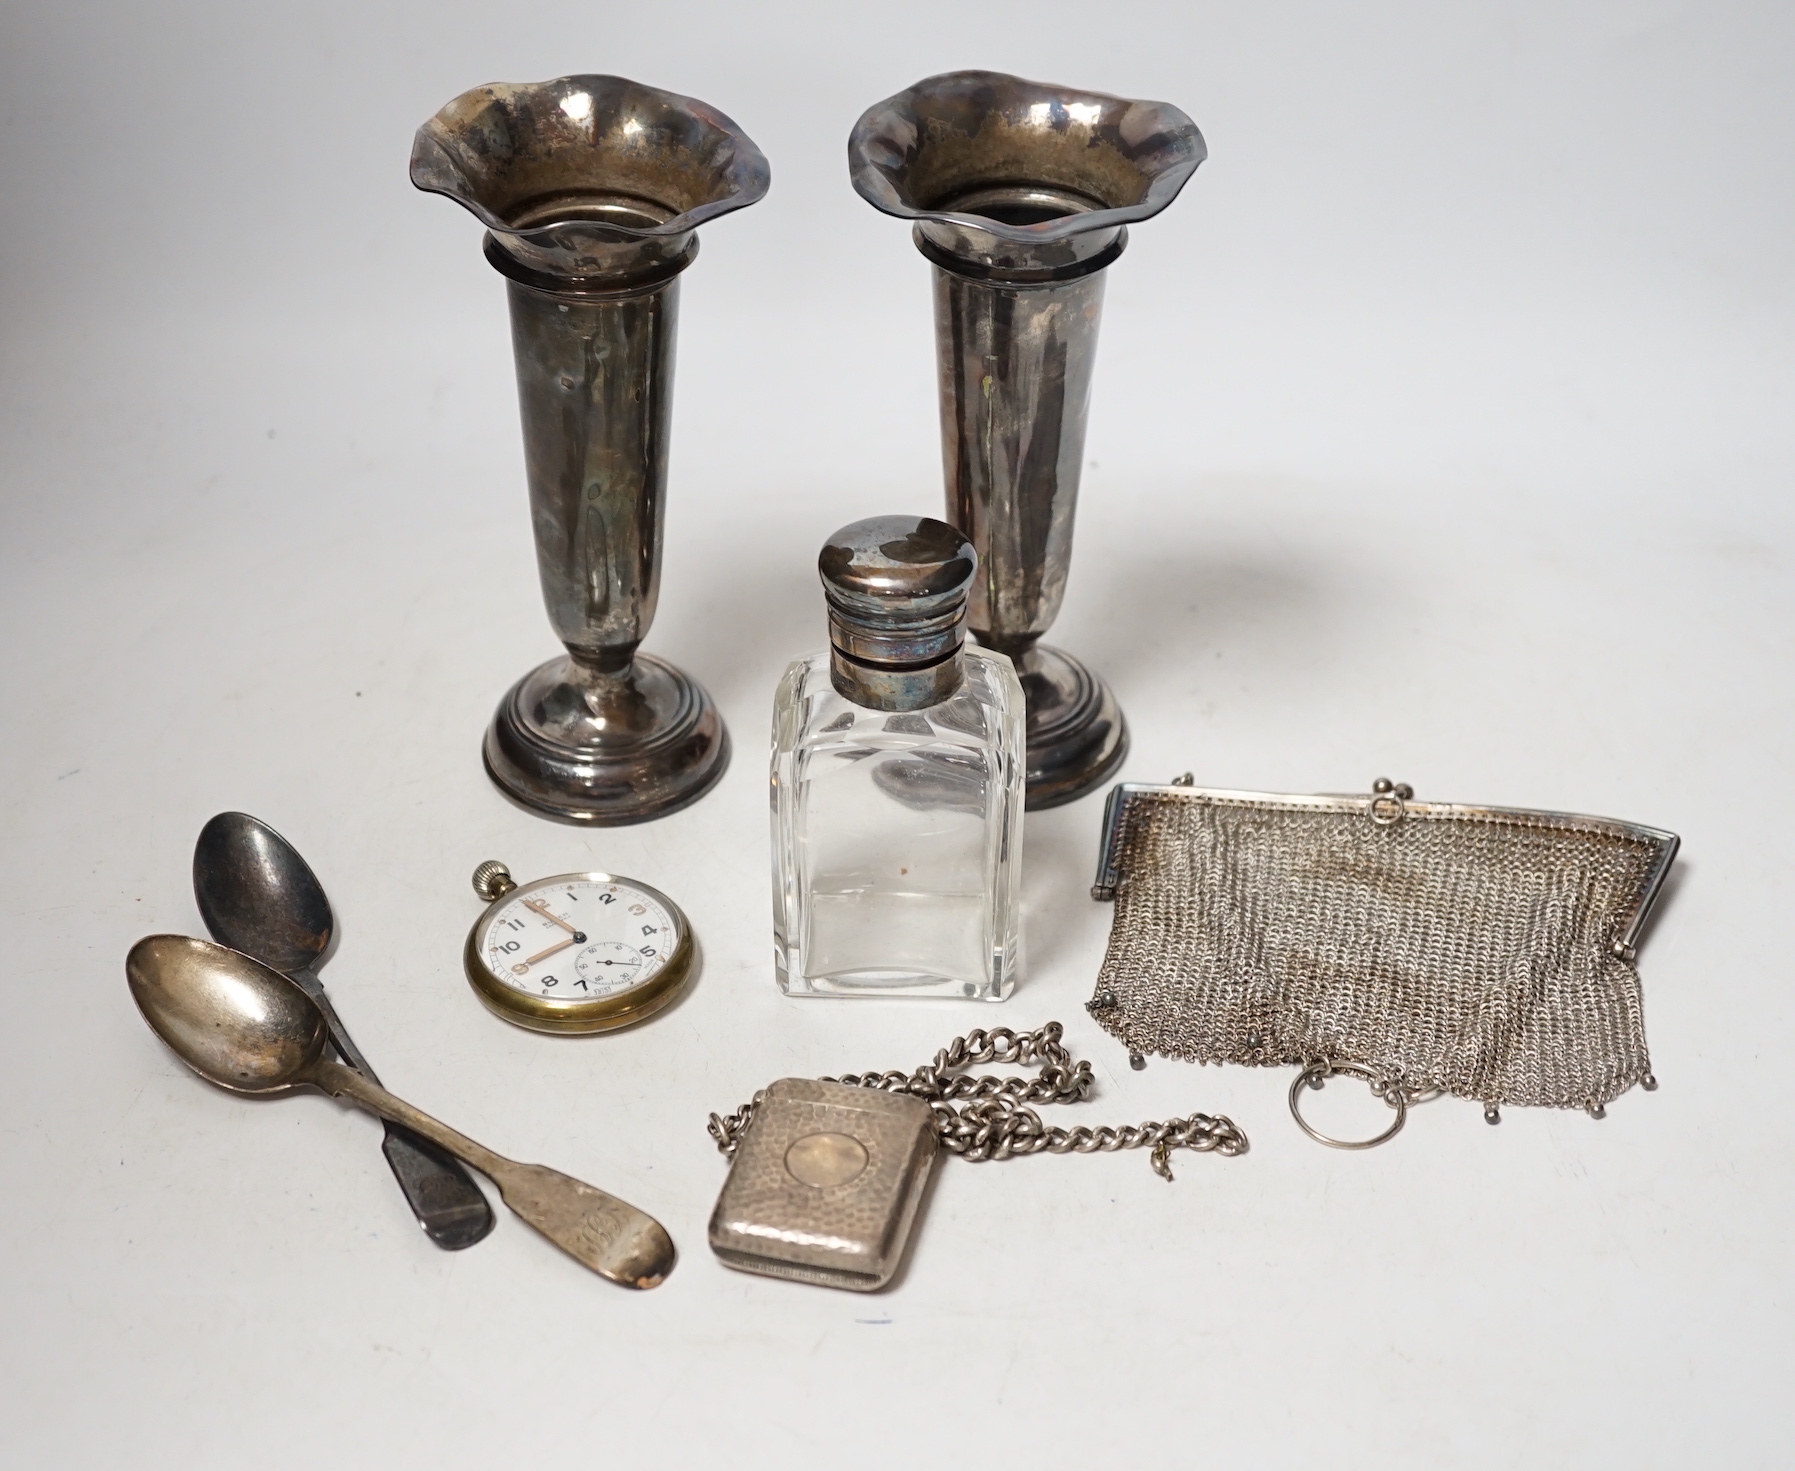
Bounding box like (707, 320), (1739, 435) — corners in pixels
(708, 1078), (938, 1291)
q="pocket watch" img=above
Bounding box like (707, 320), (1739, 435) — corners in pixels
(464, 861), (696, 1034)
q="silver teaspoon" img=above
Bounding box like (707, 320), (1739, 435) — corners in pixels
(193, 813), (493, 1250)
(126, 935), (675, 1288)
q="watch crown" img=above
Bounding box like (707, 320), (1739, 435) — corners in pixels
(472, 860), (516, 902)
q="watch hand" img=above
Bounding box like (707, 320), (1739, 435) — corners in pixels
(522, 898), (580, 935)
(522, 937), (576, 966)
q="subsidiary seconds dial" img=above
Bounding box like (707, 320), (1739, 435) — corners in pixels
(464, 862), (695, 1034)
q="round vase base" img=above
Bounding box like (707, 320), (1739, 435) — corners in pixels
(1008, 642), (1129, 810)
(483, 651), (730, 825)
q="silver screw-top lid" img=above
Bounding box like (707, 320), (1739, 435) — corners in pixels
(819, 515), (977, 710)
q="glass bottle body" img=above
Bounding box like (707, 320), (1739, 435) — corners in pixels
(771, 647), (1025, 1000)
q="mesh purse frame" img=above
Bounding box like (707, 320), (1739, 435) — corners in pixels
(1088, 778), (1678, 1135)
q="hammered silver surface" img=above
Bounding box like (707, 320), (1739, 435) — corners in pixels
(708, 1078), (936, 1291)
(1092, 790), (1674, 1110)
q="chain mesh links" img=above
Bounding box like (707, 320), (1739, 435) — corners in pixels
(707, 1022), (1247, 1181)
(1091, 786), (1670, 1113)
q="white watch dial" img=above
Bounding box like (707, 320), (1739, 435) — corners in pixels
(478, 878), (678, 1001)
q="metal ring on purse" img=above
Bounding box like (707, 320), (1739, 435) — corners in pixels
(1287, 1059), (1407, 1150)
(1368, 776), (1412, 826)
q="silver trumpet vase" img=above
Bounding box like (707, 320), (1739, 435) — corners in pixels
(850, 71), (1205, 808)
(413, 76), (768, 822)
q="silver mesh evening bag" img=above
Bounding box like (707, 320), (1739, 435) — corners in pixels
(1088, 778), (1678, 1141)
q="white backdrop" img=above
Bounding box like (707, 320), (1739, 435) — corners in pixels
(3, 2), (1791, 1465)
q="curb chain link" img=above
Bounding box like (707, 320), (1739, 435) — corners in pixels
(707, 1021), (1248, 1181)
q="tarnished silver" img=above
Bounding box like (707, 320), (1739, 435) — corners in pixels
(850, 71), (1206, 807)
(193, 813), (494, 1249)
(709, 1021), (1247, 1184)
(1090, 777), (1681, 1137)
(413, 76), (768, 823)
(127, 935), (676, 1288)
(818, 514), (977, 713)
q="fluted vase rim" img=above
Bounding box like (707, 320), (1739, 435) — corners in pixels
(848, 68), (1205, 245)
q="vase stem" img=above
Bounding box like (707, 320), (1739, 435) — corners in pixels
(923, 224), (1128, 808)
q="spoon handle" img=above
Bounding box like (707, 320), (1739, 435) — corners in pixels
(310, 1060), (675, 1289)
(289, 974), (495, 1251)
(291, 976), (383, 1082)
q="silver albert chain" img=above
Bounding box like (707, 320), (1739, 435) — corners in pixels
(710, 1022), (1248, 1181)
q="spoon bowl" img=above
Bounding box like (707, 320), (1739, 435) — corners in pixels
(126, 934), (326, 1094)
(193, 813), (332, 976)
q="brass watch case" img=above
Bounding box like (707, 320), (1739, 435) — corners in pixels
(463, 871), (696, 1035)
